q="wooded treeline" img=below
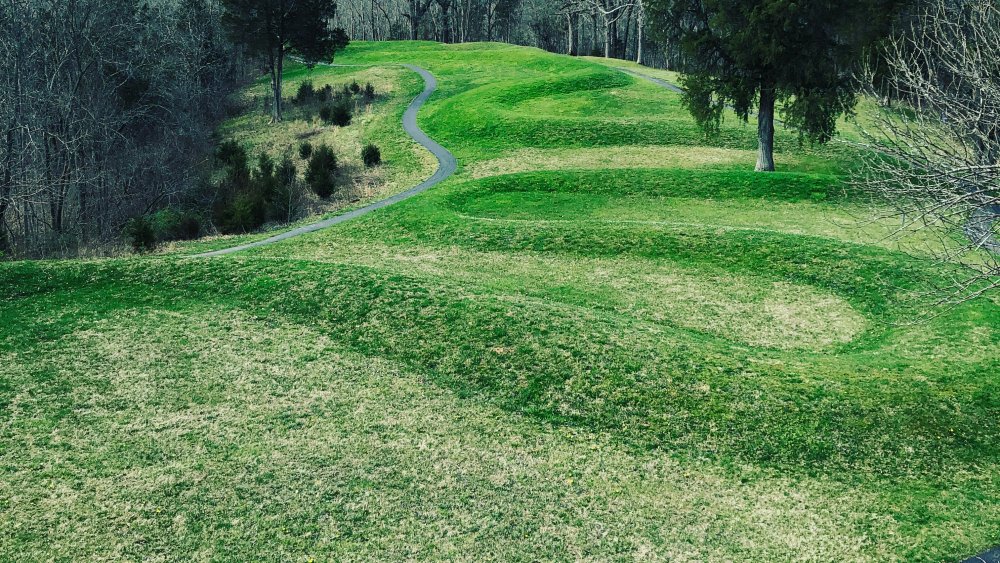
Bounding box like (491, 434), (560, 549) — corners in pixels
(334, 0), (678, 67)
(0, 0), (250, 258)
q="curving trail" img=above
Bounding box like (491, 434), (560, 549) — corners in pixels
(194, 64), (456, 258)
(617, 67), (685, 95)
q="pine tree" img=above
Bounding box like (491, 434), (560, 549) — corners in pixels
(221, 0), (350, 122)
(646, 0), (904, 171)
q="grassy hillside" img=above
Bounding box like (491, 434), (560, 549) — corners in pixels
(2, 42), (998, 561)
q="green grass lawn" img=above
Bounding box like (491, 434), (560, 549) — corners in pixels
(2, 41), (998, 561)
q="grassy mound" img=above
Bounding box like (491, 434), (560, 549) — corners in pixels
(2, 41), (998, 561)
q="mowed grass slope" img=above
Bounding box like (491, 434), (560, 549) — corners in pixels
(3, 42), (999, 561)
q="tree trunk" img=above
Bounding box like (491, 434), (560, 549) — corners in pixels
(566, 13), (573, 55)
(756, 84), (776, 172)
(0, 129), (11, 254)
(270, 46), (284, 122)
(603, 19), (610, 58)
(635, 10), (643, 64)
(590, 13), (597, 55)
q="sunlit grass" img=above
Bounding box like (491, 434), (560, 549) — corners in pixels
(3, 41), (999, 561)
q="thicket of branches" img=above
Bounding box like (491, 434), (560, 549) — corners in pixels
(0, 0), (250, 258)
(858, 0), (1000, 301)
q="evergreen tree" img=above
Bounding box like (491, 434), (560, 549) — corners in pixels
(221, 0), (350, 122)
(646, 0), (904, 171)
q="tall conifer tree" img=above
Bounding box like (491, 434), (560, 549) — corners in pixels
(647, 0), (904, 171)
(221, 0), (350, 122)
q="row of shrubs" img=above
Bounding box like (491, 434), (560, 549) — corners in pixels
(295, 80), (376, 105)
(298, 140), (381, 168)
(126, 139), (384, 251)
(124, 208), (203, 253)
(294, 80), (378, 127)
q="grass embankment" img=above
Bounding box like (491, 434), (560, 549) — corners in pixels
(2, 42), (998, 561)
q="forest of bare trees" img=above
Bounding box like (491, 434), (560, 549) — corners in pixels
(0, 0), (250, 259)
(334, 0), (674, 67)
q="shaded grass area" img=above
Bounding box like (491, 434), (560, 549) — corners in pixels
(3, 41), (999, 561)
(162, 60), (434, 255)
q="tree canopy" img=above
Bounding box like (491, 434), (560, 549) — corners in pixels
(646, 0), (904, 171)
(222, 0), (350, 121)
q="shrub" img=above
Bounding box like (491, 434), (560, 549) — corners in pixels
(364, 82), (375, 99)
(330, 100), (352, 127)
(124, 216), (157, 253)
(298, 141), (313, 159)
(217, 191), (267, 233)
(270, 155), (300, 222)
(256, 153), (275, 181)
(320, 84), (333, 101)
(254, 153), (279, 206)
(295, 80), (315, 104)
(305, 144), (338, 199)
(350, 80), (361, 94)
(149, 208), (201, 241)
(277, 155), (297, 187)
(212, 140), (268, 234)
(216, 140), (248, 169)
(318, 105), (333, 123)
(362, 143), (381, 168)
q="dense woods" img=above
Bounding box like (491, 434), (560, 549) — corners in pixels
(0, 0), (250, 258)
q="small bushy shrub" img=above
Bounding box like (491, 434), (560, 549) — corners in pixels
(212, 141), (267, 234)
(305, 144), (338, 199)
(320, 84), (333, 101)
(295, 80), (315, 104)
(219, 191), (267, 233)
(149, 208), (201, 241)
(318, 105), (333, 123)
(271, 155), (300, 222)
(277, 155), (297, 187)
(298, 141), (313, 159)
(216, 140), (248, 170)
(330, 100), (352, 126)
(362, 143), (381, 168)
(124, 216), (157, 253)
(349, 80), (361, 94)
(256, 153), (275, 181)
(364, 82), (375, 99)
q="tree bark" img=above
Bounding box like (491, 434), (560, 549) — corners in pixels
(635, 7), (643, 64)
(603, 17), (610, 58)
(0, 129), (11, 253)
(270, 46), (284, 122)
(756, 83), (776, 172)
(566, 13), (573, 55)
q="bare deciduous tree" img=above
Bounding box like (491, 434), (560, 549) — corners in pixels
(0, 0), (250, 259)
(857, 0), (1000, 301)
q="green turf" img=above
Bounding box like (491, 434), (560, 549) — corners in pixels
(2, 41), (998, 561)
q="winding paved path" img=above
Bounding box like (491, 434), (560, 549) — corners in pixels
(195, 64), (456, 258)
(617, 67), (685, 95)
